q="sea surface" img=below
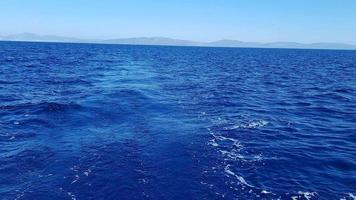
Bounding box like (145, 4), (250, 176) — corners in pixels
(0, 41), (355, 200)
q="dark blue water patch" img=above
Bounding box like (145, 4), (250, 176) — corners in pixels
(0, 41), (355, 200)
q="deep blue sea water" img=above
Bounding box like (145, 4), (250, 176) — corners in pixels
(0, 41), (355, 200)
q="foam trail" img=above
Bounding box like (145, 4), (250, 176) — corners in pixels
(224, 165), (254, 188)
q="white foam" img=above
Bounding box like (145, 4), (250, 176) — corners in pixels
(261, 190), (271, 194)
(254, 154), (264, 161)
(297, 191), (317, 200)
(347, 193), (356, 200)
(71, 175), (80, 184)
(220, 150), (244, 160)
(208, 139), (219, 147)
(67, 192), (77, 200)
(210, 132), (241, 144)
(200, 181), (214, 189)
(205, 119), (273, 196)
(14, 192), (25, 200)
(83, 169), (92, 176)
(226, 120), (269, 130)
(224, 165), (253, 188)
(208, 129), (243, 150)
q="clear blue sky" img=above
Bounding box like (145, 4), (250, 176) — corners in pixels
(0, 0), (355, 44)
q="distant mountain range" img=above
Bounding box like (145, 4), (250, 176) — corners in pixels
(1, 33), (356, 50)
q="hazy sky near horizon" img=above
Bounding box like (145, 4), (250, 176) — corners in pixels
(0, 0), (355, 44)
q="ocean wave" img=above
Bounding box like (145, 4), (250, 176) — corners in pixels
(35, 102), (83, 113)
(0, 131), (37, 141)
(0, 147), (54, 174)
(0, 80), (21, 84)
(1, 42), (355, 199)
(1, 101), (83, 115)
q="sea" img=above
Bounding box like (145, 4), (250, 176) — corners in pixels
(0, 41), (355, 200)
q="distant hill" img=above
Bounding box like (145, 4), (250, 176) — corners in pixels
(102, 37), (201, 46)
(1, 33), (356, 50)
(0, 33), (89, 43)
(206, 40), (262, 48)
(206, 40), (356, 50)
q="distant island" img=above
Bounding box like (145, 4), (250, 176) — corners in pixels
(1, 33), (356, 50)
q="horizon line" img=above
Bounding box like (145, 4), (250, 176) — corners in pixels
(1, 33), (356, 50)
(2, 32), (356, 46)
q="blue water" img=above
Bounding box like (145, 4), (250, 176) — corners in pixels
(0, 41), (355, 200)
